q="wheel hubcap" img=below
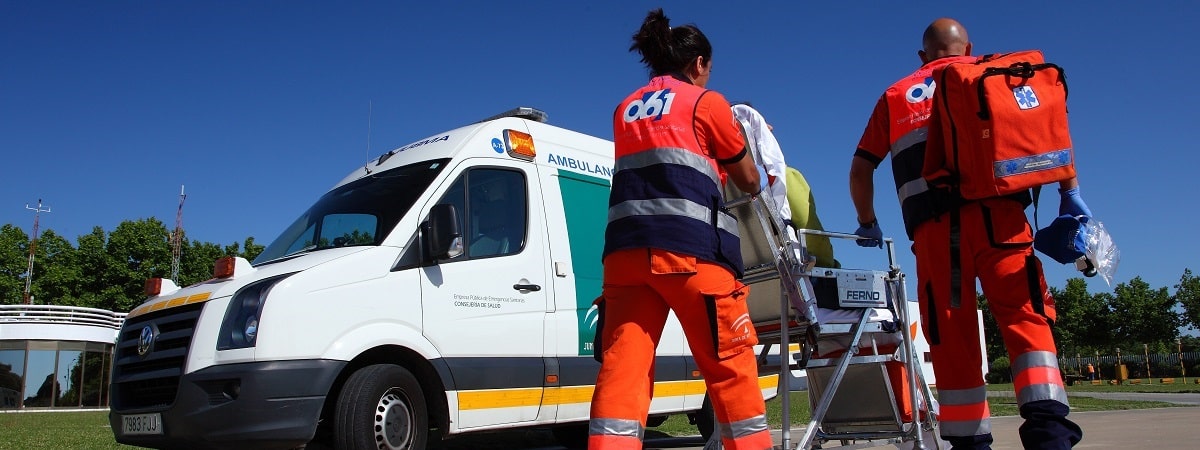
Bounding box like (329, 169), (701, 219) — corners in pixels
(374, 388), (413, 450)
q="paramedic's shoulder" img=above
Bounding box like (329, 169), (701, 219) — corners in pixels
(696, 90), (746, 162)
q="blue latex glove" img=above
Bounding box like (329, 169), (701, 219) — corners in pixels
(855, 219), (883, 248)
(1059, 187), (1093, 218)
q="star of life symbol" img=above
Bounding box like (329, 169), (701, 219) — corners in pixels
(1014, 86), (1040, 110)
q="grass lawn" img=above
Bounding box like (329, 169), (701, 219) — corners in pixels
(1, 384), (1191, 449)
(0, 410), (135, 449)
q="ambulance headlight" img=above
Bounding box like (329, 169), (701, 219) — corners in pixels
(218, 274), (293, 350)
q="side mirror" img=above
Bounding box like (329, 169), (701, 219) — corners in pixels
(425, 203), (463, 261)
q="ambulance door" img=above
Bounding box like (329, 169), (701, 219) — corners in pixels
(419, 161), (549, 428)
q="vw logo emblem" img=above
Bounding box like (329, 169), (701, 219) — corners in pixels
(137, 325), (156, 356)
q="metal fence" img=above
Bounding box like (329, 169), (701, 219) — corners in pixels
(0, 304), (127, 330)
(1060, 352), (1200, 378)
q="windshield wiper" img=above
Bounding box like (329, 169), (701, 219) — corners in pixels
(254, 245), (319, 267)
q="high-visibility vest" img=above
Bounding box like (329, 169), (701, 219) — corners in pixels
(881, 55), (974, 238)
(605, 75), (743, 277)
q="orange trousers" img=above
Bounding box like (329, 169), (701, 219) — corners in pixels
(589, 248), (773, 450)
(913, 198), (1072, 442)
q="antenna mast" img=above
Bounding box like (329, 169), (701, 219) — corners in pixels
(364, 100), (374, 174)
(170, 185), (187, 280)
(23, 199), (51, 305)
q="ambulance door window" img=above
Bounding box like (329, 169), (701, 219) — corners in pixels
(432, 167), (527, 260)
(466, 169), (526, 258)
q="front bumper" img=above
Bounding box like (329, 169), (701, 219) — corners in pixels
(110, 359), (346, 450)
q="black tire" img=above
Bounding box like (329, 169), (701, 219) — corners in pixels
(551, 423), (589, 449)
(335, 364), (428, 450)
(696, 394), (716, 442)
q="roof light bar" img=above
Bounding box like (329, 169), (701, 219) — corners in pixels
(476, 107), (548, 123)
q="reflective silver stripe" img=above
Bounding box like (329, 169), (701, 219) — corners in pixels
(615, 147), (721, 190)
(890, 127), (928, 157)
(1013, 351), (1069, 405)
(1018, 383), (1070, 406)
(589, 418), (644, 439)
(609, 198), (739, 237)
(1012, 351), (1059, 373)
(940, 418), (992, 437)
(897, 177), (929, 203)
(718, 414), (770, 438)
(938, 385), (987, 405)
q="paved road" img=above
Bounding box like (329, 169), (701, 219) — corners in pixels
(437, 404), (1200, 449)
(987, 389), (1200, 405)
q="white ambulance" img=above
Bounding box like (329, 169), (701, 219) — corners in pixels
(108, 107), (779, 450)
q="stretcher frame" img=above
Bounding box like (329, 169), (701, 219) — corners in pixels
(723, 123), (941, 449)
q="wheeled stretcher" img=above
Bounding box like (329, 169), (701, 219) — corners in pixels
(721, 105), (942, 449)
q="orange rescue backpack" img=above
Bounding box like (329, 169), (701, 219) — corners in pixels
(923, 50), (1076, 200)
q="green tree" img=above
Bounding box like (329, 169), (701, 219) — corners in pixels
(1176, 269), (1200, 331)
(241, 237), (264, 261)
(180, 239), (225, 287)
(1110, 277), (1180, 347)
(29, 230), (81, 306)
(73, 226), (123, 311)
(4, 219), (266, 311)
(0, 225), (30, 304)
(976, 293), (1007, 363)
(1051, 277), (1114, 355)
(104, 219), (171, 311)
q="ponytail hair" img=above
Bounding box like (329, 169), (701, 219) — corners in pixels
(629, 8), (712, 77)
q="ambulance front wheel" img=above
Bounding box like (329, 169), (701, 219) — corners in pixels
(334, 364), (429, 450)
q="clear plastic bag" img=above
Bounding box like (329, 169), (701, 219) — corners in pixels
(1078, 219), (1120, 285)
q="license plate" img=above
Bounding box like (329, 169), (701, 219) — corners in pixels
(121, 413), (163, 435)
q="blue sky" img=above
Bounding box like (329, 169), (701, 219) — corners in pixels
(1, 1), (1195, 298)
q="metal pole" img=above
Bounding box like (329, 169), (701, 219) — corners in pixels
(1116, 347), (1122, 384)
(171, 185), (187, 281)
(22, 199), (51, 304)
(1144, 344), (1152, 383)
(1080, 352), (1089, 381)
(1179, 338), (1186, 384)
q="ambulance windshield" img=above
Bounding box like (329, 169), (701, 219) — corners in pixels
(253, 159), (450, 265)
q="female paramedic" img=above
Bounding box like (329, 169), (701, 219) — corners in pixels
(588, 8), (771, 450)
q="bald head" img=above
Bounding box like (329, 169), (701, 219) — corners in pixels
(920, 18), (971, 63)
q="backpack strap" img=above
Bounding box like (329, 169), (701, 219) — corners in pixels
(1031, 185), (1043, 231)
(975, 62), (1068, 120)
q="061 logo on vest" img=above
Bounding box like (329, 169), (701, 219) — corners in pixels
(905, 77), (936, 103)
(622, 89), (676, 122)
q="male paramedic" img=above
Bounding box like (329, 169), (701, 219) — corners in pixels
(589, 8), (772, 450)
(848, 18), (1088, 449)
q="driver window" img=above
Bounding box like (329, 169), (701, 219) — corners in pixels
(436, 168), (527, 260)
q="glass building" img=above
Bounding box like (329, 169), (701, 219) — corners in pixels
(0, 305), (125, 409)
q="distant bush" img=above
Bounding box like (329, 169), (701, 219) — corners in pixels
(987, 356), (1012, 384)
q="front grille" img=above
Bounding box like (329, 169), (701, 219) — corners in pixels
(111, 303), (204, 409)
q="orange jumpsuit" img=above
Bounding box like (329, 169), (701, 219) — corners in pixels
(589, 74), (772, 450)
(857, 57), (1082, 449)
